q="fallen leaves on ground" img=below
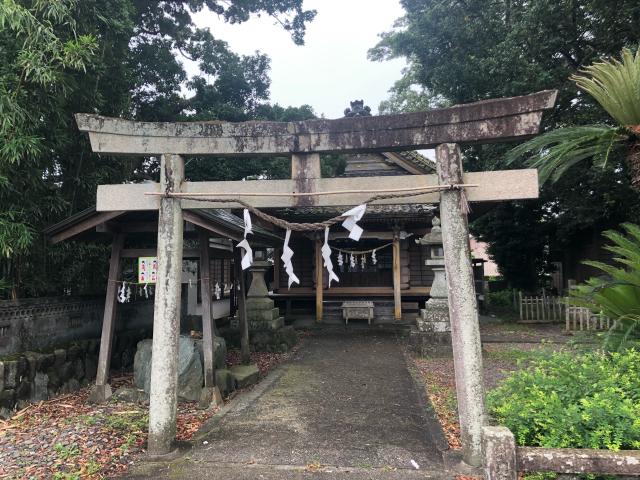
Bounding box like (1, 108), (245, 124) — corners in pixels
(0, 334), (309, 479)
(413, 356), (461, 449)
(0, 375), (217, 479)
(226, 332), (308, 377)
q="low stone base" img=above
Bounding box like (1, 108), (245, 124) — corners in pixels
(230, 364), (260, 389)
(87, 383), (112, 403)
(215, 369), (235, 397)
(198, 386), (223, 409)
(224, 325), (297, 353)
(408, 328), (452, 357)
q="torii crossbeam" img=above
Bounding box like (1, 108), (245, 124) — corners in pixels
(76, 90), (557, 467)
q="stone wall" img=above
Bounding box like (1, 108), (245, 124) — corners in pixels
(0, 296), (154, 356)
(0, 329), (149, 418)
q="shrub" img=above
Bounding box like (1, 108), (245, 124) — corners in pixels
(487, 349), (640, 450)
(486, 289), (514, 309)
(569, 223), (640, 351)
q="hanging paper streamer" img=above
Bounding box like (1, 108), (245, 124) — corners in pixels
(321, 227), (340, 287)
(236, 209), (254, 270)
(349, 253), (356, 269)
(361, 254), (366, 269)
(243, 208), (253, 237)
(118, 282), (131, 303)
(143, 283), (149, 299)
(341, 204), (367, 241)
(214, 282), (222, 300)
(337, 252), (344, 267)
(371, 250), (377, 265)
(281, 229), (300, 288)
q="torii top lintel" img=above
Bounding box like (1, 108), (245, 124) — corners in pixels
(75, 90), (557, 157)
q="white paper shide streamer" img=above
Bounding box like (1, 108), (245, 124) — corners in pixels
(341, 204), (367, 241)
(321, 227), (339, 287)
(281, 229), (300, 288)
(236, 208), (254, 270)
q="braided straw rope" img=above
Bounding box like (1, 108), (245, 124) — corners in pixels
(164, 184), (471, 232)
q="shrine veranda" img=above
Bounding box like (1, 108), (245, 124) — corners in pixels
(54, 90), (557, 466)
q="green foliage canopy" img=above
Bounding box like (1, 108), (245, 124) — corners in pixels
(371, 0), (640, 290)
(0, 0), (316, 298)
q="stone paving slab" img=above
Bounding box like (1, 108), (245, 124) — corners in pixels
(128, 330), (449, 479)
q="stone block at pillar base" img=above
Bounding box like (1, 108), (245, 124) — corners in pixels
(215, 369), (235, 397)
(87, 383), (112, 403)
(198, 386), (223, 409)
(229, 364), (260, 389)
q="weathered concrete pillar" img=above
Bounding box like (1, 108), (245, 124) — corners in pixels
(436, 143), (486, 467)
(482, 426), (517, 480)
(148, 154), (184, 456)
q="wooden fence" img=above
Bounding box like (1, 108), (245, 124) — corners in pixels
(565, 305), (612, 331)
(518, 292), (564, 322)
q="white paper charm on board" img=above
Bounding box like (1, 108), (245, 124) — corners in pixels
(281, 229), (300, 288)
(321, 227), (339, 287)
(341, 204), (366, 241)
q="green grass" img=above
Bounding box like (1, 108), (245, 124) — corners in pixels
(483, 347), (555, 363)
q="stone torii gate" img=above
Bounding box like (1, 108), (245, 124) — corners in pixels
(75, 90), (557, 467)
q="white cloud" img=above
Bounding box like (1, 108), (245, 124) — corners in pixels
(189, 0), (407, 118)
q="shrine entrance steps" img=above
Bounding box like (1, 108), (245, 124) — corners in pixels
(127, 330), (453, 479)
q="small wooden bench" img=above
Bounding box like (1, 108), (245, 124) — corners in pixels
(341, 301), (374, 325)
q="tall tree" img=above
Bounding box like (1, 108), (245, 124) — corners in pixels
(370, 0), (640, 290)
(0, 0), (316, 298)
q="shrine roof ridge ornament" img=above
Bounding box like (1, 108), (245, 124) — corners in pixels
(75, 90), (557, 156)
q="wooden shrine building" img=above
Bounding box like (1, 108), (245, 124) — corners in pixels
(270, 150), (439, 322)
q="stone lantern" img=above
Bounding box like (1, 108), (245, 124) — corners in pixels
(245, 247), (284, 331)
(415, 216), (451, 337)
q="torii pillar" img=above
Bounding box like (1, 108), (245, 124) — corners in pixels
(437, 143), (486, 466)
(148, 154), (184, 455)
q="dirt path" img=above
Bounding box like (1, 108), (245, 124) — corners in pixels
(128, 330), (452, 479)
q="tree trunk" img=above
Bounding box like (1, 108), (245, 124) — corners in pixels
(627, 140), (640, 191)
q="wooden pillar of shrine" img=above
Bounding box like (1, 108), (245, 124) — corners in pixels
(315, 235), (323, 322)
(392, 231), (402, 321)
(88, 233), (124, 403)
(199, 229), (215, 388)
(273, 248), (281, 293)
(436, 143), (486, 467)
(235, 248), (250, 364)
(148, 154), (184, 456)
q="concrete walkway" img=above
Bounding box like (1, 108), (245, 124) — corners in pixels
(129, 330), (452, 479)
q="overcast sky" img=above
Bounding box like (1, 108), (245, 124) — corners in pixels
(190, 0), (407, 119)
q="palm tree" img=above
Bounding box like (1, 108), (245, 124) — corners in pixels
(507, 48), (640, 190)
